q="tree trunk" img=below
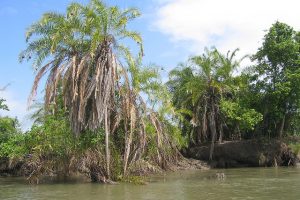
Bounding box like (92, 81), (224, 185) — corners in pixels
(104, 107), (110, 178)
(237, 124), (241, 140)
(202, 100), (208, 142)
(209, 104), (217, 160)
(218, 123), (223, 143)
(278, 114), (286, 138)
(188, 129), (192, 147)
(123, 107), (135, 175)
(196, 126), (201, 144)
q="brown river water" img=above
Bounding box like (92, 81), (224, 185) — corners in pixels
(1, 167), (300, 200)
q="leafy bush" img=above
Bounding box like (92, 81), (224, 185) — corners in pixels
(0, 117), (24, 158)
(220, 99), (263, 132)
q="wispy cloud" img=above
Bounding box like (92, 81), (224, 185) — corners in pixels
(154, 0), (300, 57)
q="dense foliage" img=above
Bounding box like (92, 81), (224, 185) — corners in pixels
(0, 97), (24, 159)
(249, 22), (300, 137)
(1, 0), (300, 183)
(16, 0), (182, 183)
(167, 48), (262, 159)
(167, 22), (300, 158)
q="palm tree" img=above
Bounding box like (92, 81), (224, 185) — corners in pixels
(20, 0), (142, 180)
(21, 0), (180, 182)
(168, 47), (243, 159)
(168, 65), (195, 145)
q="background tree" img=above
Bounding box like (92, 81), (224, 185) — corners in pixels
(0, 97), (23, 159)
(168, 47), (262, 159)
(0, 98), (9, 111)
(0, 84), (10, 111)
(251, 21), (300, 137)
(0, 97), (20, 145)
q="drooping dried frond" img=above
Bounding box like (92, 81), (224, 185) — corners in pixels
(22, 0), (182, 182)
(21, 0), (142, 136)
(168, 47), (246, 159)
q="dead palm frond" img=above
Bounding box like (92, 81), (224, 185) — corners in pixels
(21, 0), (181, 182)
(168, 47), (244, 159)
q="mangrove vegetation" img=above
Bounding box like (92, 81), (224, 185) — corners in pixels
(1, 0), (300, 184)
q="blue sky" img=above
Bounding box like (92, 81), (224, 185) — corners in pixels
(1, 0), (300, 130)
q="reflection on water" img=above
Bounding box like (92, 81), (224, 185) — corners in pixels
(1, 167), (300, 200)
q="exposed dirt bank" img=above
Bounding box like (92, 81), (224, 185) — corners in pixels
(0, 158), (24, 176)
(186, 139), (299, 168)
(0, 156), (209, 182)
(1, 139), (298, 180)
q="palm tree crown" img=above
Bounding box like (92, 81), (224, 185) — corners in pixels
(168, 47), (243, 159)
(20, 0), (143, 135)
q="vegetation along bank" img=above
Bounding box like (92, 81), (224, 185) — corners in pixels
(1, 0), (300, 184)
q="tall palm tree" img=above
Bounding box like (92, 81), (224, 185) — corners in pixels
(21, 0), (142, 134)
(20, 0), (143, 180)
(21, 0), (180, 182)
(168, 47), (243, 159)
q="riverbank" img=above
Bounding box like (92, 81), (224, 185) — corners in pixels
(1, 138), (299, 183)
(0, 156), (210, 183)
(186, 139), (299, 168)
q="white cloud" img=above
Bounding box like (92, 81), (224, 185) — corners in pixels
(154, 0), (300, 58)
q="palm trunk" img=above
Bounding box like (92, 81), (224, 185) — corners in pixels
(123, 133), (132, 176)
(123, 107), (135, 175)
(237, 124), (241, 140)
(209, 102), (217, 160)
(104, 107), (110, 178)
(218, 123), (223, 143)
(202, 98), (208, 142)
(278, 114), (286, 138)
(196, 126), (201, 144)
